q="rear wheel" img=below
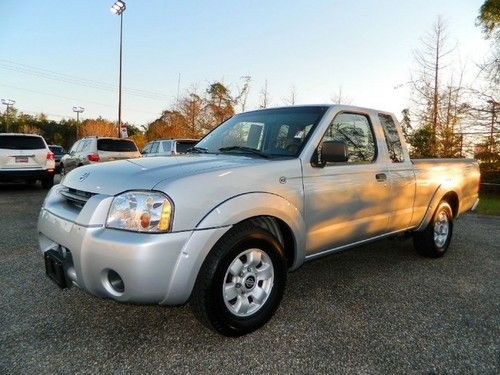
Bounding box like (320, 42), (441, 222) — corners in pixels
(413, 201), (453, 258)
(41, 175), (54, 189)
(190, 223), (287, 336)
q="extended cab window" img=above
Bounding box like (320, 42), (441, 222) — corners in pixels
(379, 113), (404, 163)
(321, 113), (376, 163)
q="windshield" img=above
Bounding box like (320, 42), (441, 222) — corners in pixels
(195, 106), (328, 158)
(49, 145), (64, 154)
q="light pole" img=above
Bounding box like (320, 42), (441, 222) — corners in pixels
(111, 0), (126, 138)
(1, 98), (16, 132)
(72, 106), (84, 139)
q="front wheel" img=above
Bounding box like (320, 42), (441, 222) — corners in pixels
(190, 223), (287, 336)
(413, 201), (453, 258)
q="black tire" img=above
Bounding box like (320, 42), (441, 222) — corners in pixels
(25, 179), (37, 186)
(41, 175), (54, 189)
(190, 222), (287, 336)
(413, 201), (453, 258)
(59, 163), (65, 176)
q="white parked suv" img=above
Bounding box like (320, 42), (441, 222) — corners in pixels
(60, 136), (141, 174)
(0, 133), (56, 188)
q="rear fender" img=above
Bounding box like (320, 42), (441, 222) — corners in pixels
(415, 185), (457, 231)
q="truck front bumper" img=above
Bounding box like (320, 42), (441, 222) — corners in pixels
(38, 191), (230, 305)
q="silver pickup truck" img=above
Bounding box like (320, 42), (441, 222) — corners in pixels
(38, 105), (480, 336)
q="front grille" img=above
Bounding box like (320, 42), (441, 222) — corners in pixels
(60, 187), (95, 209)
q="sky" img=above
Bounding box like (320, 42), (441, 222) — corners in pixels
(0, 0), (491, 127)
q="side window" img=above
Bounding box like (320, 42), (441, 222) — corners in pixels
(79, 139), (91, 152)
(321, 113), (376, 164)
(75, 141), (85, 153)
(142, 143), (152, 154)
(162, 141), (172, 152)
(69, 141), (79, 154)
(151, 142), (159, 154)
(379, 114), (404, 163)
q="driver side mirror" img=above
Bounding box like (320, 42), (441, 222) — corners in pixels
(312, 140), (348, 167)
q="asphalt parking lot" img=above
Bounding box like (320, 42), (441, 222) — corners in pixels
(0, 179), (499, 374)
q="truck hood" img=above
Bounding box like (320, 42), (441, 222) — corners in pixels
(62, 154), (266, 195)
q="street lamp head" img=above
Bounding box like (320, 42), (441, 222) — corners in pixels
(110, 1), (126, 15)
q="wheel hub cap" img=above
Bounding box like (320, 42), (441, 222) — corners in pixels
(433, 210), (449, 248)
(222, 248), (274, 317)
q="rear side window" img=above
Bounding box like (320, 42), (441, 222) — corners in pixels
(379, 114), (404, 163)
(321, 113), (376, 163)
(162, 140), (173, 152)
(0, 135), (46, 150)
(97, 139), (138, 152)
(176, 140), (197, 154)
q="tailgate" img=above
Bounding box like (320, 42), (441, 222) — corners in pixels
(0, 148), (47, 170)
(98, 150), (141, 162)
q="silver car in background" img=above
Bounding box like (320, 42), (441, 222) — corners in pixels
(60, 136), (141, 174)
(141, 138), (198, 157)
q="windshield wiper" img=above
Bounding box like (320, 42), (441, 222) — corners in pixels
(218, 146), (269, 159)
(186, 146), (209, 153)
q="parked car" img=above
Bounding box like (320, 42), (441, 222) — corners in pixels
(60, 136), (141, 174)
(0, 133), (55, 188)
(141, 138), (199, 157)
(48, 145), (65, 173)
(38, 105), (480, 336)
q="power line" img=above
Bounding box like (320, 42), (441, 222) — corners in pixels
(0, 59), (170, 101)
(0, 82), (160, 116)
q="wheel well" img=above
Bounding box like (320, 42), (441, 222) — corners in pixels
(241, 216), (295, 268)
(442, 191), (459, 217)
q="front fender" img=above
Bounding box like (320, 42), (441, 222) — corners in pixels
(196, 192), (306, 269)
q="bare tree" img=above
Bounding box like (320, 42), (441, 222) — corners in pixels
(410, 16), (455, 155)
(331, 86), (352, 105)
(234, 76), (251, 112)
(259, 79), (270, 109)
(283, 85), (297, 106)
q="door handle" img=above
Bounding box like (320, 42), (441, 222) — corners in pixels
(375, 173), (387, 182)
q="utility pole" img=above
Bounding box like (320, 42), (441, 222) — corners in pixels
(111, 1), (126, 138)
(72, 106), (84, 139)
(487, 99), (499, 163)
(1, 98), (15, 132)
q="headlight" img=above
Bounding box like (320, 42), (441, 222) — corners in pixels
(106, 191), (173, 233)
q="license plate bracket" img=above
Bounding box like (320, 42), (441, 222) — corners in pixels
(44, 250), (68, 289)
(15, 156), (28, 163)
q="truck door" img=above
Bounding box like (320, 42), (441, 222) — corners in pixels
(378, 113), (416, 231)
(303, 112), (391, 255)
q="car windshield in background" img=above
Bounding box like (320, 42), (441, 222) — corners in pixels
(195, 106), (329, 158)
(176, 140), (198, 154)
(0, 135), (45, 150)
(49, 146), (64, 154)
(97, 139), (137, 152)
